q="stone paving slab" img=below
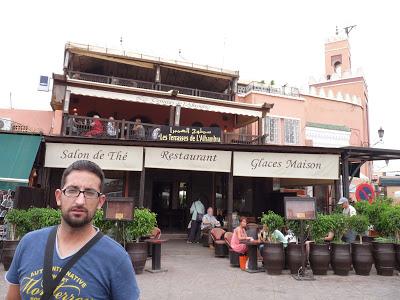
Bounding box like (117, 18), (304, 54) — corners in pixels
(1, 240), (399, 299)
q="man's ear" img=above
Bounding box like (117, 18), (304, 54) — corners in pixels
(55, 189), (62, 207)
(97, 194), (106, 209)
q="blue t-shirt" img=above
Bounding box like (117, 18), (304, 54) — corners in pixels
(6, 226), (140, 299)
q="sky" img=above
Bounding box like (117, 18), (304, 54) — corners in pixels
(0, 0), (399, 172)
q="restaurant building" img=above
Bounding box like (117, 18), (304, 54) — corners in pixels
(2, 36), (399, 231)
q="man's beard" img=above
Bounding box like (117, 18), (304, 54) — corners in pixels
(61, 206), (94, 228)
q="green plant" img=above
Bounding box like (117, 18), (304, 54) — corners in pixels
(261, 211), (284, 242)
(93, 209), (115, 234)
(330, 214), (350, 243)
(348, 214), (370, 244)
(353, 201), (370, 216)
(124, 208), (157, 243)
(286, 220), (301, 242)
(367, 200), (391, 232)
(310, 214), (335, 244)
(4, 208), (61, 239)
(378, 205), (400, 242)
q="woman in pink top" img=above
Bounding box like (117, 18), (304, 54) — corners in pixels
(230, 217), (252, 254)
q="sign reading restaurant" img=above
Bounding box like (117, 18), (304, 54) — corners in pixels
(44, 143), (143, 171)
(145, 147), (231, 173)
(157, 126), (221, 143)
(233, 152), (339, 179)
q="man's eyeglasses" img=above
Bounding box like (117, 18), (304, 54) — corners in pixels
(62, 187), (102, 199)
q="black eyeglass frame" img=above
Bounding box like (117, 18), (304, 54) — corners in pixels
(61, 188), (102, 199)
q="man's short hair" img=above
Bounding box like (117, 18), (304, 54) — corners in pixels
(60, 160), (105, 192)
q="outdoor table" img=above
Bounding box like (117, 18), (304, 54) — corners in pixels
(240, 240), (264, 273)
(145, 239), (168, 273)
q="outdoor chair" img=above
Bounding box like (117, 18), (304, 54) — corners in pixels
(210, 228), (228, 257)
(224, 232), (240, 267)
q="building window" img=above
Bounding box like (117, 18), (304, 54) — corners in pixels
(284, 118), (300, 144)
(264, 117), (279, 144)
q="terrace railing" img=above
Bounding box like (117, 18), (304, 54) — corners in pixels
(68, 71), (232, 101)
(63, 115), (267, 145)
(237, 82), (301, 98)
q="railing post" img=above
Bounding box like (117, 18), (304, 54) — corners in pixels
(121, 119), (126, 139)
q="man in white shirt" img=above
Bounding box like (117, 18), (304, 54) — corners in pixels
(338, 197), (357, 242)
(338, 197), (356, 216)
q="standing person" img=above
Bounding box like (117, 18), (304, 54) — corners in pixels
(338, 196), (357, 243)
(5, 160), (139, 299)
(188, 197), (205, 243)
(132, 118), (145, 139)
(106, 116), (117, 137)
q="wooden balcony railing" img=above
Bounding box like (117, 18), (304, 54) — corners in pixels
(68, 71), (232, 101)
(63, 115), (267, 145)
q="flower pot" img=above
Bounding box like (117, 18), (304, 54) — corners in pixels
(125, 242), (148, 274)
(394, 243), (400, 271)
(263, 242), (284, 275)
(309, 243), (330, 275)
(2, 240), (19, 271)
(351, 242), (373, 275)
(372, 241), (395, 276)
(330, 243), (351, 276)
(287, 243), (305, 274)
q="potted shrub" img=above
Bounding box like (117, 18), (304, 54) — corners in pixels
(309, 214), (334, 275)
(260, 211), (285, 275)
(349, 214), (373, 275)
(330, 214), (352, 276)
(3, 209), (29, 270)
(286, 220), (306, 274)
(387, 206), (400, 271)
(372, 205), (396, 276)
(124, 208), (157, 274)
(2, 208), (61, 270)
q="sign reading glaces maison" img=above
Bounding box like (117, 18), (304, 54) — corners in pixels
(233, 152), (339, 179)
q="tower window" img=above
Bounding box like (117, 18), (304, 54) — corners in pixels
(334, 61), (342, 74)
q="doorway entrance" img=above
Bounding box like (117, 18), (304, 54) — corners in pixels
(152, 180), (190, 232)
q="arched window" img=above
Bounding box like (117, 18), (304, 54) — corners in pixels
(334, 61), (342, 74)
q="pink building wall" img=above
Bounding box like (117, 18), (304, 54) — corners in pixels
(0, 108), (61, 135)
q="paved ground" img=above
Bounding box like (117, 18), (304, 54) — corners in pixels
(1, 240), (399, 299)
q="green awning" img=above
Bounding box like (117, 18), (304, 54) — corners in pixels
(0, 133), (42, 190)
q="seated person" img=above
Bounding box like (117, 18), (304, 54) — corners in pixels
(231, 217), (252, 254)
(216, 209), (225, 228)
(258, 225), (288, 254)
(106, 116), (117, 137)
(201, 207), (221, 231)
(84, 115), (104, 137)
(132, 118), (145, 139)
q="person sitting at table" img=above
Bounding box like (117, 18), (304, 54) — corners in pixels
(231, 217), (253, 254)
(201, 207), (221, 230)
(258, 225), (288, 254)
(67, 112), (79, 135)
(216, 209), (225, 228)
(132, 118), (145, 139)
(84, 115), (104, 137)
(106, 116), (117, 137)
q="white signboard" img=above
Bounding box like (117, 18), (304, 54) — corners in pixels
(45, 143), (143, 171)
(233, 152), (339, 179)
(145, 147), (231, 173)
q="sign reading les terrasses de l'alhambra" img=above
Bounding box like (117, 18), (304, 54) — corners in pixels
(233, 152), (339, 179)
(45, 143), (143, 171)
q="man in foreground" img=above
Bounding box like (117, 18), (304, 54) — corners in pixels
(6, 160), (140, 299)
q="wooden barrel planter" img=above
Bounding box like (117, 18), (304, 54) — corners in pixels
(372, 241), (396, 276)
(351, 242), (373, 275)
(287, 243), (305, 274)
(309, 243), (330, 275)
(126, 242), (148, 274)
(263, 242), (284, 275)
(394, 243), (400, 271)
(2, 240), (19, 271)
(331, 243), (351, 276)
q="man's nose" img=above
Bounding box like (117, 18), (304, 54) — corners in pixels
(75, 192), (86, 205)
